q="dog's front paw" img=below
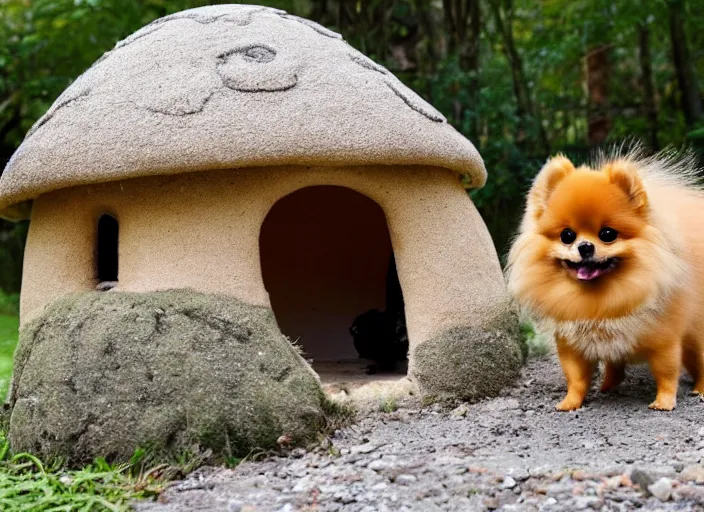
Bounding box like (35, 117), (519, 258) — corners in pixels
(648, 395), (676, 411)
(555, 396), (583, 411)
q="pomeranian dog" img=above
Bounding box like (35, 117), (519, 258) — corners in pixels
(507, 147), (704, 411)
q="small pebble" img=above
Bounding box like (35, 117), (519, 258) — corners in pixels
(604, 476), (622, 489)
(486, 398), (520, 412)
(227, 501), (243, 512)
(502, 476), (517, 489)
(395, 474), (417, 485)
(483, 497), (499, 509)
(572, 469), (587, 481)
(368, 459), (390, 472)
(290, 448), (306, 458)
(572, 496), (599, 510)
(679, 464), (704, 483)
(351, 443), (379, 454)
(648, 477), (672, 501)
(451, 404), (469, 418)
(529, 467), (548, 478)
(630, 468), (654, 491)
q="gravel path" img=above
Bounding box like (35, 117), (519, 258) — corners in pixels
(136, 356), (704, 511)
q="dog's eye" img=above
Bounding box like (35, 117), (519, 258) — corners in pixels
(560, 228), (576, 244)
(599, 227), (618, 243)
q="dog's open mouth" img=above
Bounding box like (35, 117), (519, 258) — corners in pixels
(561, 258), (619, 281)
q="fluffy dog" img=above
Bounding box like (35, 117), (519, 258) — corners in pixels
(507, 148), (704, 411)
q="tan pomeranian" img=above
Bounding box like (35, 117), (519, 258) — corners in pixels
(507, 147), (704, 411)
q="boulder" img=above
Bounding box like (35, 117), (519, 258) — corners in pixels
(412, 307), (524, 401)
(7, 290), (326, 465)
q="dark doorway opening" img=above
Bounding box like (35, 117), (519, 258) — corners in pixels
(259, 186), (407, 382)
(96, 214), (119, 285)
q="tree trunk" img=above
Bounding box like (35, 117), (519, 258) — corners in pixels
(442, 0), (481, 136)
(414, 0), (440, 69)
(444, 0), (480, 73)
(310, 0), (328, 22)
(638, 24), (659, 149)
(464, 0), (480, 138)
(0, 107), (21, 151)
(585, 45), (611, 146)
(489, 0), (549, 152)
(442, 0), (465, 57)
(668, 0), (703, 127)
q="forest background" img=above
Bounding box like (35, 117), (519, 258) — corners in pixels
(1, 0), (703, 298)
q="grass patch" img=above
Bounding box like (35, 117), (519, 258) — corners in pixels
(379, 397), (399, 413)
(320, 397), (355, 433)
(0, 432), (166, 511)
(0, 315), (18, 401)
(0, 316), (170, 510)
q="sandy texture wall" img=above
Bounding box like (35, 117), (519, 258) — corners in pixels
(21, 165), (507, 358)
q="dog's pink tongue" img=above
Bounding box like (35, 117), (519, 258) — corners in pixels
(577, 266), (602, 281)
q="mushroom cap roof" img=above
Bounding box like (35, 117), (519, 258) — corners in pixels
(0, 4), (486, 220)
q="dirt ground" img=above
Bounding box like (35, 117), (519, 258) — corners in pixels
(136, 355), (704, 511)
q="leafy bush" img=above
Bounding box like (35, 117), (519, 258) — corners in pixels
(0, 291), (18, 317)
(0, 222), (27, 295)
(520, 321), (553, 359)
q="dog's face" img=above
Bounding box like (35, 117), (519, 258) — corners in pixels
(508, 156), (668, 321)
(538, 163), (648, 282)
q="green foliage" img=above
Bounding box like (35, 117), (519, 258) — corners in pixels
(0, 291), (19, 317)
(687, 123), (704, 160)
(0, 0), (703, 278)
(0, 315), (17, 400)
(519, 320), (552, 358)
(379, 397), (399, 413)
(0, 434), (164, 511)
(0, 222), (27, 293)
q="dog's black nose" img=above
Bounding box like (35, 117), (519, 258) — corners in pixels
(578, 241), (594, 258)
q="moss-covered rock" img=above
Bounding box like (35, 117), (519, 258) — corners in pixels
(412, 306), (523, 402)
(7, 290), (326, 466)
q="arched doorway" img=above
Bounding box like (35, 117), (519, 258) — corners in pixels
(260, 186), (406, 379)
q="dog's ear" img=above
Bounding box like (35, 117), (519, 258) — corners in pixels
(528, 155), (575, 220)
(605, 160), (649, 215)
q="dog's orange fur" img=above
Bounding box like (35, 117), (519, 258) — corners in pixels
(508, 150), (704, 411)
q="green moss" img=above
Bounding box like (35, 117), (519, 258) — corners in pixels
(412, 304), (523, 402)
(7, 290), (328, 467)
